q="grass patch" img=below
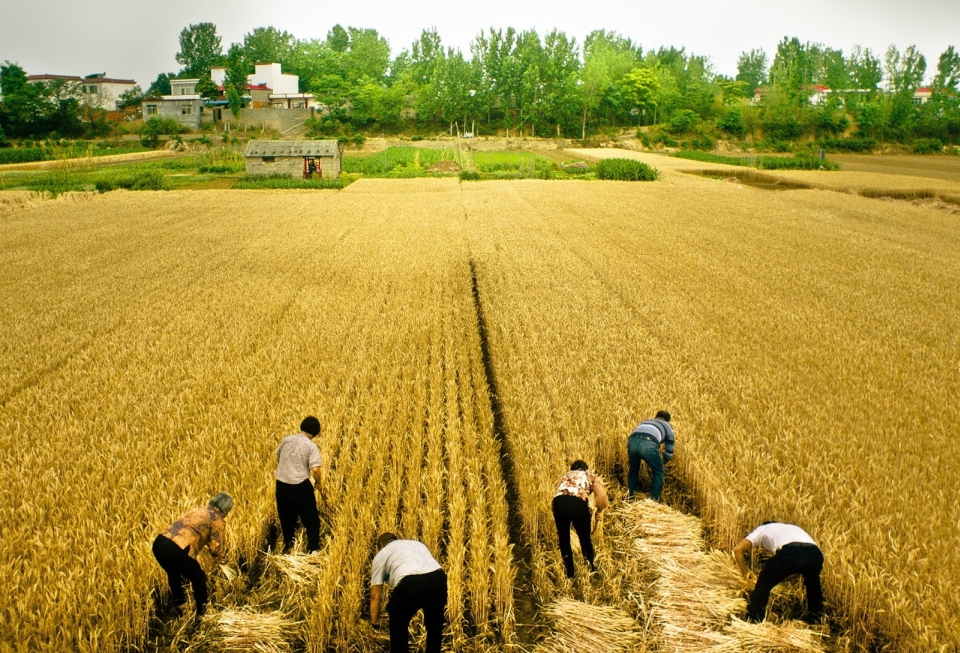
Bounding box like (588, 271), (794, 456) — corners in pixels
(0, 147), (245, 195)
(673, 150), (839, 171)
(343, 147), (460, 177)
(0, 141), (150, 165)
(466, 151), (595, 180)
(232, 174), (356, 190)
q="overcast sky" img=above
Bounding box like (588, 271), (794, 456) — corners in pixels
(2, 0), (958, 86)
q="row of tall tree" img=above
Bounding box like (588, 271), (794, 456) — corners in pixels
(3, 24), (959, 145)
(154, 24), (960, 144)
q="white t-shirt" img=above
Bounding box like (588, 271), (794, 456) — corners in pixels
(746, 523), (817, 554)
(370, 540), (441, 588)
(275, 433), (321, 484)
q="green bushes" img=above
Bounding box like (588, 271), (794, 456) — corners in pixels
(913, 138), (944, 154)
(0, 140), (149, 164)
(459, 170), (481, 181)
(596, 158), (659, 181)
(818, 136), (878, 153)
(232, 174), (353, 190)
(95, 170), (167, 192)
(0, 148), (46, 164)
(342, 147), (458, 177)
(716, 108), (745, 139)
(140, 118), (188, 148)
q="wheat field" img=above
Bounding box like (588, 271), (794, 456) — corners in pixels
(1, 166), (958, 652)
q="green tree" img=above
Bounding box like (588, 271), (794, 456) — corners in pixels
(117, 85), (143, 109)
(771, 37), (814, 101)
(0, 62), (54, 137)
(145, 72), (176, 97)
(847, 45), (882, 91)
(819, 48), (849, 89)
(0, 60), (28, 96)
(715, 106), (745, 138)
(736, 48), (768, 92)
(224, 44), (249, 119)
(579, 30), (641, 137)
(540, 30), (581, 136)
(621, 67), (660, 125)
(326, 25), (349, 53)
(342, 28), (390, 83)
(932, 45), (960, 97)
(884, 44), (926, 93)
(176, 22), (223, 78)
(243, 27), (295, 67)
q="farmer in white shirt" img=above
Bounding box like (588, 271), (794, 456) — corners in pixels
(369, 533), (447, 653)
(734, 522), (824, 623)
(275, 416), (323, 552)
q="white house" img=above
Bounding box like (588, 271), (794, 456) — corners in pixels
(79, 74), (137, 110)
(210, 62), (318, 109)
(25, 73), (136, 110)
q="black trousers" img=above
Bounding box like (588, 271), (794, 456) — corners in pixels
(152, 535), (208, 615)
(276, 479), (321, 552)
(747, 543), (824, 622)
(388, 568), (448, 653)
(552, 494), (594, 578)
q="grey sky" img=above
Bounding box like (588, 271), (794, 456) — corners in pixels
(2, 0), (958, 87)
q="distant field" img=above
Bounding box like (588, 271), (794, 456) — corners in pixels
(829, 153), (960, 182)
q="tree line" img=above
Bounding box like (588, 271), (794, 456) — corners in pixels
(2, 23), (959, 149)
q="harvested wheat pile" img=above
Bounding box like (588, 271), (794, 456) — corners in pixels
(189, 607), (301, 653)
(616, 500), (824, 653)
(535, 598), (641, 653)
(265, 552), (325, 585)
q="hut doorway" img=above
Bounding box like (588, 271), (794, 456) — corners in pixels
(303, 157), (322, 179)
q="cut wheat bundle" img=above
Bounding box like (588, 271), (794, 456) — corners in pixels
(534, 597), (641, 653)
(725, 617), (826, 652)
(192, 607), (301, 653)
(264, 552), (326, 585)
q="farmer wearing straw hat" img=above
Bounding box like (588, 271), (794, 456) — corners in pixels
(627, 410), (675, 501)
(552, 460), (609, 578)
(152, 492), (233, 617)
(734, 521), (824, 623)
(275, 416), (324, 553)
(369, 533), (448, 653)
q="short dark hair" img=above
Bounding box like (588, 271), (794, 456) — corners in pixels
(301, 416), (321, 436)
(570, 460), (589, 471)
(377, 532), (399, 548)
(655, 410), (671, 422)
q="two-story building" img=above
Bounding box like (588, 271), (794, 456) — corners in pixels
(142, 78), (206, 129)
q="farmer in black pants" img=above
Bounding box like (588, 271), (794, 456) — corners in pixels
(734, 521), (825, 623)
(152, 492), (233, 617)
(369, 533), (448, 653)
(552, 460), (609, 577)
(275, 416), (323, 553)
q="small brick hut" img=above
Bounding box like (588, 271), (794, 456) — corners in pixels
(243, 140), (342, 179)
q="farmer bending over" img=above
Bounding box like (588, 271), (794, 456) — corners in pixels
(152, 492), (233, 617)
(734, 521), (824, 624)
(369, 533), (448, 653)
(552, 460), (608, 578)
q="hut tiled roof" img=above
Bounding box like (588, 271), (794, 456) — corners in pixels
(244, 140), (339, 157)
